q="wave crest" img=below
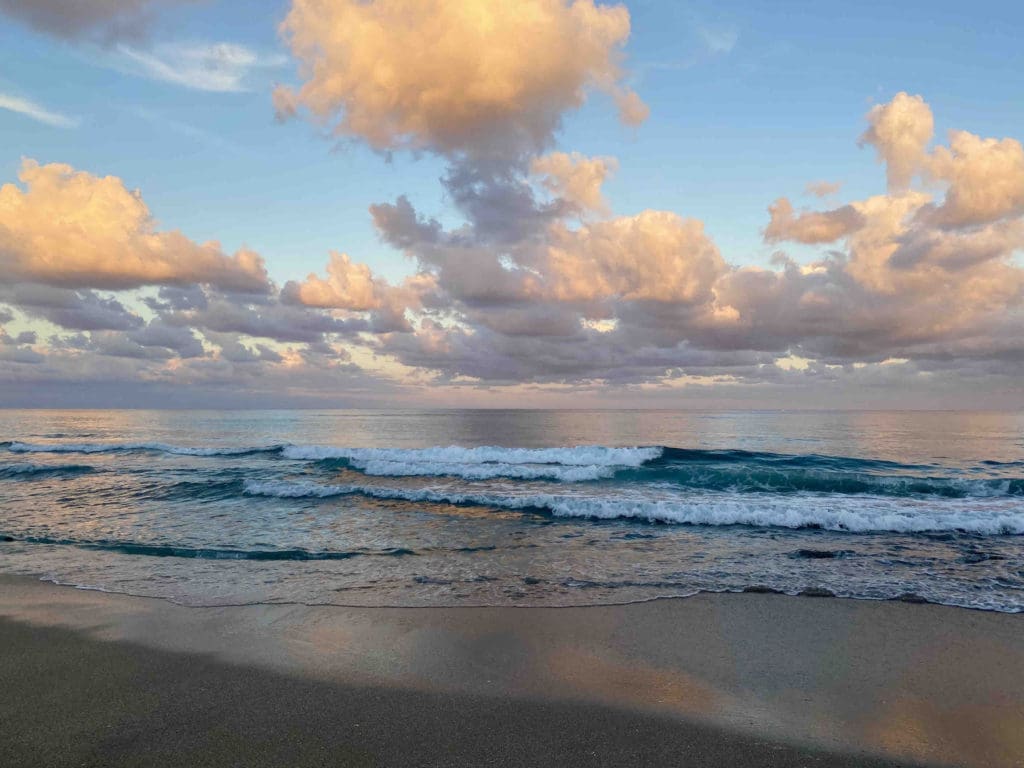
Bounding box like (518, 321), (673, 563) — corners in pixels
(0, 462), (95, 479)
(242, 479), (1024, 535)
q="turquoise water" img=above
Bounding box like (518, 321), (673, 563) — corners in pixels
(1, 409), (1022, 611)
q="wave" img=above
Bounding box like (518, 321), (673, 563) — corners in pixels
(242, 479), (1024, 535)
(4, 439), (1021, 498)
(2, 441), (282, 457)
(0, 462), (95, 479)
(325, 458), (617, 482)
(655, 447), (932, 471)
(0, 534), (416, 561)
(300, 446), (1022, 496)
(283, 444), (662, 466)
(618, 466), (1023, 498)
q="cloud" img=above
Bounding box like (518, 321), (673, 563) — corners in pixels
(0, 0), (193, 43)
(362, 93), (1024, 387)
(281, 251), (433, 334)
(926, 130), (1024, 228)
(860, 91), (934, 191)
(805, 180), (842, 198)
(4, 91), (1024, 406)
(0, 92), (78, 128)
(275, 0), (646, 159)
(0, 285), (144, 331)
(281, 251), (384, 311)
(164, 292), (367, 344)
(764, 198), (865, 244)
(531, 151), (618, 215)
(117, 41), (286, 92)
(0, 159), (270, 292)
(544, 211), (726, 304)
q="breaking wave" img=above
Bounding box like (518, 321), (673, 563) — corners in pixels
(4, 440), (1023, 497)
(241, 479), (1024, 535)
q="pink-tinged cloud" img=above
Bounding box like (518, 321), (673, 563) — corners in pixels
(0, 160), (270, 292)
(531, 151), (618, 215)
(927, 130), (1024, 228)
(860, 91), (934, 191)
(805, 180), (842, 198)
(282, 252), (384, 311)
(274, 0), (646, 157)
(764, 198), (865, 244)
(544, 211), (726, 304)
(4, 92), (1024, 407)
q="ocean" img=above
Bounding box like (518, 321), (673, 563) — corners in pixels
(1, 409), (1021, 612)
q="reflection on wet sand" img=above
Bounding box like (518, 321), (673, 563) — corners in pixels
(2, 575), (1022, 767)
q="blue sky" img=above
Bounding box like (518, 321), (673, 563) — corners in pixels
(4, 0), (1021, 282)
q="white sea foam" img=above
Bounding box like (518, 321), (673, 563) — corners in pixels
(280, 444), (660, 481)
(353, 459), (615, 482)
(242, 479), (1024, 535)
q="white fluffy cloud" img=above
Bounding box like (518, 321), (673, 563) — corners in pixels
(531, 151), (618, 215)
(860, 91), (934, 191)
(274, 0), (646, 158)
(764, 198), (865, 244)
(927, 130), (1024, 228)
(0, 160), (270, 292)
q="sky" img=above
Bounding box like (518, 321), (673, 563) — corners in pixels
(0, 0), (1022, 409)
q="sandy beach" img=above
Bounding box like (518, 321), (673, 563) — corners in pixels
(2, 576), (1022, 767)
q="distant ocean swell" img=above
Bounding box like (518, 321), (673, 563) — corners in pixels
(0, 462), (96, 479)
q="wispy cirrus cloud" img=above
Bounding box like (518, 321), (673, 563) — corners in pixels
(117, 41), (286, 92)
(0, 92), (78, 128)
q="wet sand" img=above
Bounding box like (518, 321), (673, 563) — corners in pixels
(1, 575), (1022, 767)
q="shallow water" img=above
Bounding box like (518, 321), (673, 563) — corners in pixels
(1, 409), (1022, 611)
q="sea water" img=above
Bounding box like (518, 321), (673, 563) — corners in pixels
(0, 409), (1021, 611)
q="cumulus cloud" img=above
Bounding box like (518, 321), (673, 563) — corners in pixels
(0, 160), (270, 292)
(926, 130), (1024, 228)
(531, 152), (617, 215)
(275, 0), (646, 158)
(359, 92), (1024, 387)
(544, 211), (726, 303)
(764, 198), (865, 244)
(860, 91), (934, 191)
(281, 251), (435, 336)
(5, 83), (1024, 405)
(282, 252), (383, 311)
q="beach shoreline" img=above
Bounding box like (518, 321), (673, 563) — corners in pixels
(2, 575), (1022, 767)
